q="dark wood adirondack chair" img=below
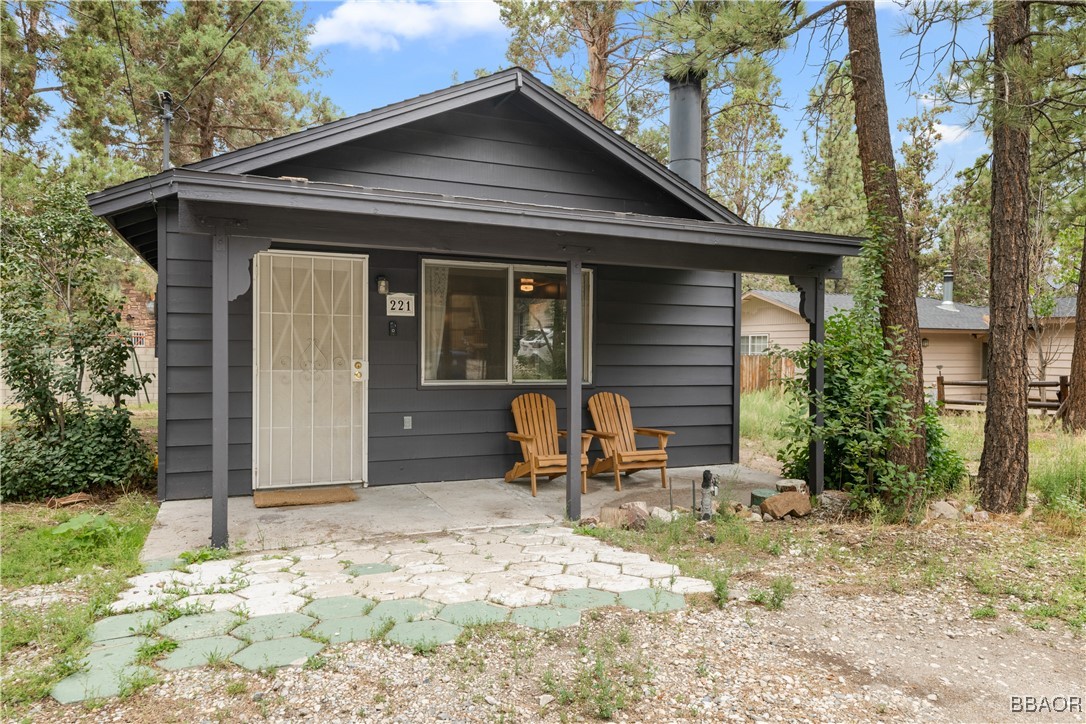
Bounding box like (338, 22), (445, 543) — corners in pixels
(587, 391), (674, 491)
(505, 393), (591, 496)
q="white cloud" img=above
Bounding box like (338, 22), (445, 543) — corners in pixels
(933, 122), (972, 145)
(310, 1), (505, 52)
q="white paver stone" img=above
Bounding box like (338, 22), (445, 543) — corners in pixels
(364, 582), (428, 601)
(179, 593), (245, 612)
(535, 526), (576, 538)
(425, 540), (476, 555)
(297, 582), (366, 600)
(238, 558), (294, 575)
(244, 572), (298, 586)
(622, 561), (681, 579)
(590, 575), (654, 593)
(439, 554), (506, 575)
(237, 582), (299, 600)
(529, 574), (589, 592)
(457, 531), (509, 545)
(594, 549), (653, 565)
(565, 562), (623, 579)
(292, 572), (352, 587)
(290, 558), (345, 575)
(422, 581), (492, 604)
(290, 544), (339, 560)
(666, 577), (716, 595)
(468, 571), (530, 588)
(386, 551), (439, 567)
(398, 563), (448, 576)
(486, 582), (551, 607)
(407, 570), (470, 587)
(539, 549), (596, 565)
(506, 561), (564, 578)
(240, 593), (307, 616)
(331, 549), (389, 565)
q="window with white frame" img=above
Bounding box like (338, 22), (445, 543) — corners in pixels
(422, 260), (592, 384)
(740, 334), (769, 355)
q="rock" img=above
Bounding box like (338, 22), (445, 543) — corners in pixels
(731, 501), (746, 514)
(783, 514), (793, 523)
(760, 491), (812, 520)
(963, 504), (976, 515)
(621, 501), (651, 530)
(539, 694), (555, 707)
(929, 501), (959, 521)
(762, 513), (773, 523)
(578, 516), (599, 527)
(651, 507), (679, 523)
(972, 510), (990, 522)
(252, 692), (265, 702)
(818, 490), (851, 514)
(485, 695), (499, 706)
(598, 507), (626, 529)
(748, 513), (763, 523)
(775, 479), (807, 494)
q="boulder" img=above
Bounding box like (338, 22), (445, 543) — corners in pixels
(972, 510), (990, 523)
(620, 501), (651, 530)
(817, 490), (851, 514)
(929, 501), (959, 521)
(748, 512), (763, 523)
(578, 516), (599, 527)
(598, 507), (626, 529)
(759, 491), (812, 520)
(775, 479), (808, 494)
(650, 506), (680, 523)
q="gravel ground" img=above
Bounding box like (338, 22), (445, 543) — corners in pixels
(15, 515), (1085, 724)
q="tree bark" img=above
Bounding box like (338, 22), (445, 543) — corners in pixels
(1064, 227), (1086, 431)
(978, 1), (1032, 512)
(569, 3), (619, 123)
(844, 1), (927, 474)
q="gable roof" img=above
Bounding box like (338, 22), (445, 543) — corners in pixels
(182, 67), (743, 224)
(744, 290), (992, 331)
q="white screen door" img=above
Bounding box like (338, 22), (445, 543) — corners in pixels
(253, 251), (367, 489)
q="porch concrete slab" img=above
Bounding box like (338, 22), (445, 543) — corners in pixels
(509, 606), (580, 631)
(311, 615), (384, 644)
(231, 637), (324, 670)
(158, 612), (237, 641)
(437, 601), (510, 626)
(549, 588), (617, 610)
(231, 613), (315, 642)
(302, 596), (375, 621)
(140, 464), (776, 561)
(159, 636), (243, 670)
(386, 620), (462, 649)
(89, 611), (164, 643)
(618, 588), (686, 613)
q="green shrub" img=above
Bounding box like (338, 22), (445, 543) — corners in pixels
(0, 407), (153, 500)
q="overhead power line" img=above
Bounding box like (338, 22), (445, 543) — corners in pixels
(110, 0), (147, 151)
(176, 1), (264, 109)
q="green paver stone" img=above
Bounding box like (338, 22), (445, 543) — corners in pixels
(311, 615), (384, 643)
(82, 636), (146, 670)
(550, 588), (617, 610)
(437, 601), (509, 626)
(89, 611), (164, 643)
(302, 595), (375, 620)
(509, 606), (580, 631)
(51, 665), (156, 705)
(368, 599), (440, 624)
(386, 620), (462, 649)
(618, 588), (685, 612)
(158, 611), (238, 641)
(750, 489), (778, 507)
(231, 613), (315, 642)
(231, 637), (324, 670)
(159, 636), (243, 670)
(142, 557), (180, 573)
(346, 563), (397, 576)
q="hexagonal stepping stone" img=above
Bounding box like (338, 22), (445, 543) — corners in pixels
(590, 575), (654, 593)
(231, 637), (324, 670)
(302, 595), (374, 621)
(239, 558), (295, 575)
(386, 620), (462, 649)
(346, 562), (398, 577)
(89, 611), (164, 643)
(437, 601), (510, 626)
(618, 588), (685, 612)
(180, 593), (245, 612)
(237, 582), (299, 600)
(83, 636), (146, 669)
(550, 588), (617, 610)
(530, 574), (588, 592)
(51, 665), (156, 704)
(439, 554), (506, 575)
(622, 561), (681, 579)
(159, 636), (243, 670)
(368, 598), (440, 624)
(241, 594), (307, 617)
(231, 613), (315, 642)
(311, 615), (384, 643)
(665, 577), (715, 594)
(486, 582), (550, 607)
(142, 557), (180, 573)
(422, 581), (491, 605)
(510, 606), (580, 631)
(158, 611), (238, 641)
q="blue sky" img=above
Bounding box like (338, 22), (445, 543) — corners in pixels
(301, 0), (991, 213)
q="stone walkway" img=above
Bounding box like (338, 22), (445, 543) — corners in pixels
(52, 524), (713, 704)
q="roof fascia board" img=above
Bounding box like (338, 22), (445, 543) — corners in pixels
(86, 173), (177, 217)
(516, 75), (743, 225)
(171, 172), (859, 257)
(186, 73), (521, 174)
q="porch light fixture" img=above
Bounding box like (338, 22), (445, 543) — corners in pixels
(376, 275), (389, 295)
(921, 337), (929, 348)
(519, 277), (534, 293)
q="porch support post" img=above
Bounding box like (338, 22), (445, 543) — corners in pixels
(790, 275), (826, 495)
(566, 256), (583, 521)
(211, 226), (229, 548)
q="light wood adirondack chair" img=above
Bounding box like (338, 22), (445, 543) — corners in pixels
(505, 393), (591, 496)
(587, 391), (674, 491)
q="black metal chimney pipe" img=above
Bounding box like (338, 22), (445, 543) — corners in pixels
(666, 70), (705, 189)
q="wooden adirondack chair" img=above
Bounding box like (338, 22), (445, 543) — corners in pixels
(587, 391), (674, 491)
(505, 393), (591, 496)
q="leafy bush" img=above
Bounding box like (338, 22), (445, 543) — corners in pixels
(776, 230), (963, 517)
(1, 184), (154, 500)
(0, 408), (153, 500)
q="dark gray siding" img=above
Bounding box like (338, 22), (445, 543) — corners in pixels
(257, 96), (703, 220)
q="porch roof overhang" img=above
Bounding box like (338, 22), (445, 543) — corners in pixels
(89, 169), (861, 276)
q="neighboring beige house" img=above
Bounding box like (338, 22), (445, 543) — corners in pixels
(742, 288), (1078, 406)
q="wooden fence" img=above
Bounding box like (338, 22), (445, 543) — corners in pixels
(740, 355), (796, 392)
(936, 375), (1069, 411)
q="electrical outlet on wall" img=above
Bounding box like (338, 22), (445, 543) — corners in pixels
(403, 416), (412, 430)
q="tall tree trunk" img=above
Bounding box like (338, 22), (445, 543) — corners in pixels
(1064, 228), (1086, 431)
(844, 1), (926, 474)
(570, 3), (618, 123)
(978, 1), (1032, 512)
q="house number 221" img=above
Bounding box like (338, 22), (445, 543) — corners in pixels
(386, 293), (415, 317)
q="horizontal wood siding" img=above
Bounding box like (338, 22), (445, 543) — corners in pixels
(257, 96), (701, 219)
(740, 298), (810, 351)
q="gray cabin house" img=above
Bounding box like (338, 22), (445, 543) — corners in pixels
(89, 68), (858, 545)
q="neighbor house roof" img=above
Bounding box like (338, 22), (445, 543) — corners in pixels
(744, 290), (992, 331)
